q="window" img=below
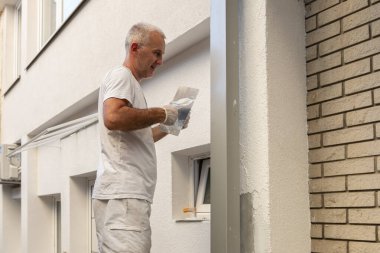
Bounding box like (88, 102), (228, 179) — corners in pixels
(194, 158), (211, 218)
(53, 196), (61, 253)
(89, 180), (98, 253)
(39, 0), (83, 46)
(3, 1), (22, 93)
(14, 1), (22, 78)
(171, 144), (211, 221)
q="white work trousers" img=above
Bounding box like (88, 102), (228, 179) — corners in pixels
(93, 198), (152, 253)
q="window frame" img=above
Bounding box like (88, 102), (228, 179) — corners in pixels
(14, 0), (22, 79)
(88, 179), (98, 253)
(195, 158), (210, 214)
(38, 0), (84, 47)
(189, 155), (211, 220)
(53, 196), (62, 253)
(3, 1), (22, 95)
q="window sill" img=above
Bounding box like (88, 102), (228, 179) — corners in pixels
(26, 0), (89, 71)
(175, 217), (210, 222)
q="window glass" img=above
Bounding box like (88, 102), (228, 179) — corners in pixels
(203, 169), (210, 204)
(54, 198), (62, 253)
(16, 4), (22, 76)
(41, 0), (57, 44)
(63, 0), (82, 20)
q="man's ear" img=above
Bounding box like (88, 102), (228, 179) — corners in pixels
(130, 42), (139, 52)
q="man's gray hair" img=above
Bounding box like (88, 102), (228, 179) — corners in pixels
(125, 22), (166, 53)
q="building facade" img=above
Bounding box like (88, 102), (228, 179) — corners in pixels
(2, 0), (378, 253)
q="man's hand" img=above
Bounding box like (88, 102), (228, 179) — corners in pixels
(162, 105), (178, 125)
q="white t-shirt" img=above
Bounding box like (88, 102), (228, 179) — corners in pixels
(93, 66), (157, 203)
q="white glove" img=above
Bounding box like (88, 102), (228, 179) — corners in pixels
(162, 105), (178, 125)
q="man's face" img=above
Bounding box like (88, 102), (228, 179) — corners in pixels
(134, 31), (165, 80)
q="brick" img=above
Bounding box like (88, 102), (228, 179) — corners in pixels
(346, 106), (380, 126)
(309, 164), (322, 178)
(311, 239), (346, 253)
(349, 209), (380, 224)
(374, 88), (380, 104)
(373, 19), (380, 37)
(309, 146), (345, 163)
(306, 16), (317, 32)
(311, 225), (323, 238)
(307, 104), (320, 119)
(306, 0), (340, 17)
(345, 71), (380, 94)
(307, 75), (318, 90)
(343, 4), (380, 31)
(307, 52), (341, 75)
(321, 91), (372, 116)
(320, 59), (370, 86)
(319, 25), (370, 56)
(377, 123), (380, 137)
(324, 192), (375, 207)
(308, 114), (343, 134)
(310, 194), (323, 207)
(374, 54), (380, 70)
(325, 224), (376, 241)
(348, 140), (380, 158)
(309, 134), (321, 148)
(309, 176), (346, 193)
(318, 0), (368, 26)
(306, 45), (318, 61)
(344, 37), (380, 63)
(348, 173), (380, 190)
(324, 157), (374, 176)
(306, 21), (340, 46)
(311, 209), (346, 223)
(307, 83), (342, 105)
(323, 124), (373, 146)
(350, 242), (380, 253)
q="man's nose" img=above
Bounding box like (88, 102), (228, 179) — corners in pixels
(156, 57), (163, 65)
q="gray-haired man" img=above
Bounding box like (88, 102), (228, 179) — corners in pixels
(93, 23), (181, 253)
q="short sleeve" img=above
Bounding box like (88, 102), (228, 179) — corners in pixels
(103, 69), (134, 105)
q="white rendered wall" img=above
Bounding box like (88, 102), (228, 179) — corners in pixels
(240, 0), (310, 252)
(2, 0), (210, 143)
(0, 186), (21, 253)
(2, 1), (210, 250)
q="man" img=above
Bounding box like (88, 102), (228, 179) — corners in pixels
(93, 23), (180, 253)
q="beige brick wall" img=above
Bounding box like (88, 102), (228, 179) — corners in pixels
(305, 0), (380, 252)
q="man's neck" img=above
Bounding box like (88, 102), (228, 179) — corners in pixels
(123, 58), (141, 81)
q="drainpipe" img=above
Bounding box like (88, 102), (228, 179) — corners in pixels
(210, 0), (240, 252)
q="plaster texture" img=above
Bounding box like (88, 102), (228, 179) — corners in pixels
(240, 0), (310, 252)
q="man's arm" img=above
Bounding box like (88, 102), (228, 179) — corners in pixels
(103, 97), (166, 131)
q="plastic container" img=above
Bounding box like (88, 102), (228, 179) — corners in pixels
(160, 86), (199, 136)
